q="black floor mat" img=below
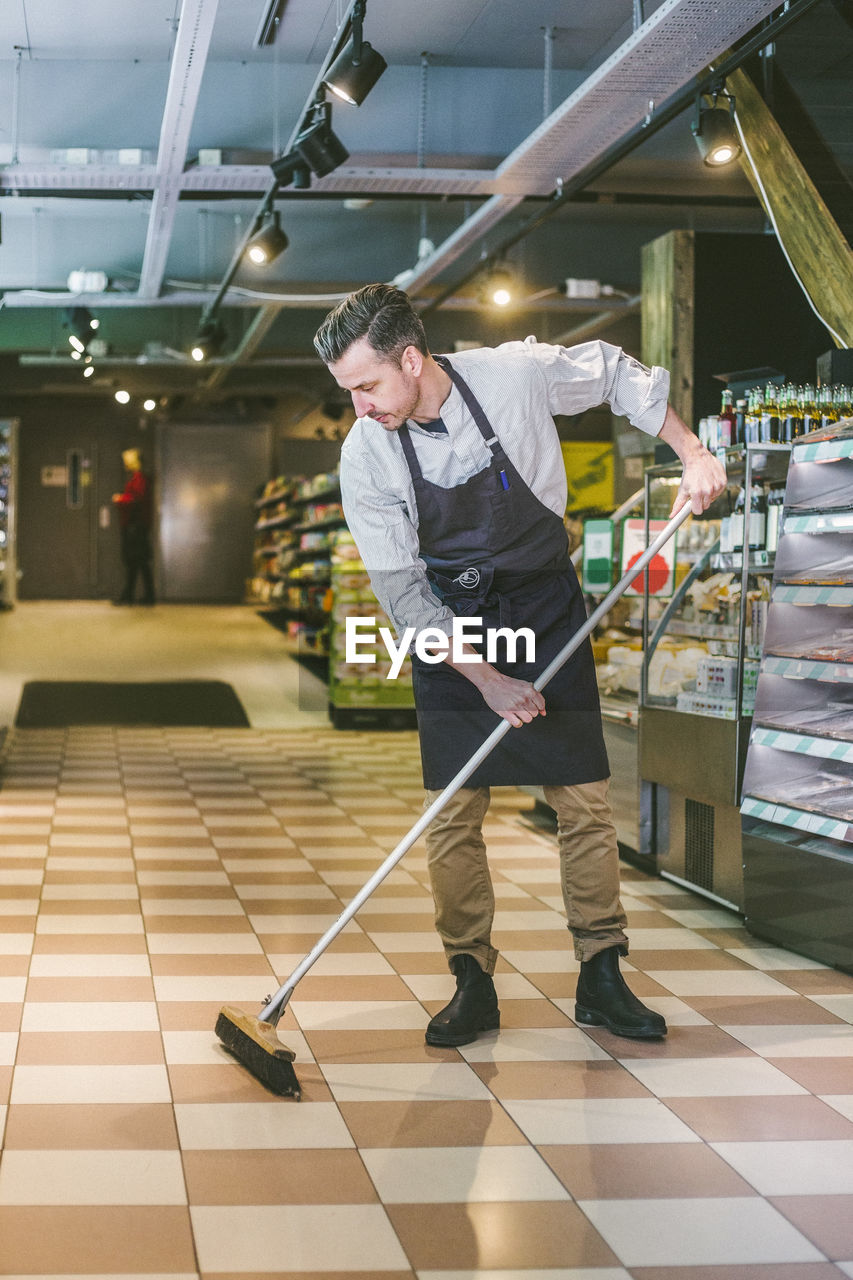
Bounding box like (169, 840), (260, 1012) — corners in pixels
(15, 681), (250, 728)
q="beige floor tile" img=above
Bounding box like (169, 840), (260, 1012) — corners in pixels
(0, 1148), (187, 1205)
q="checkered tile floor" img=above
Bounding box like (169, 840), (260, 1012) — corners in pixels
(1, 725), (853, 1279)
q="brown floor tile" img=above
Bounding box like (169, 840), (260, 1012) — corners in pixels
(387, 1200), (619, 1269)
(254, 931), (378, 954)
(168, 1062), (333, 1104)
(3, 1102), (179, 1147)
(0, 1003), (22, 1034)
(629, 949), (751, 971)
(158, 999), (300, 1032)
(772, 1057), (853, 1094)
(0, 1206), (196, 1273)
(244, 898), (346, 915)
(25, 976), (155, 1001)
(0, 915), (37, 931)
(304, 1029), (458, 1064)
(666, 1094), (853, 1141)
(770, 1194), (853, 1259)
(16, 1030), (165, 1065)
(184, 1149), (378, 1205)
(44, 870), (137, 883)
(33, 934), (149, 953)
(140, 886), (237, 901)
(615, 971), (673, 998)
(354, 912), (437, 932)
(339, 1099), (528, 1147)
(386, 952), (452, 974)
(150, 954), (276, 976)
(38, 900), (140, 914)
(0, 1065), (11, 1102)
(142, 914), (254, 933)
(589, 1024), (754, 1058)
(541, 1140), (758, 1198)
(524, 972), (580, 998)
(291, 975), (414, 1002)
(470, 1059), (652, 1099)
(774, 969), (853, 996)
(0, 956), (30, 976)
(686, 995), (846, 1024)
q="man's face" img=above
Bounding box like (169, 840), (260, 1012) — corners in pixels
(328, 336), (420, 431)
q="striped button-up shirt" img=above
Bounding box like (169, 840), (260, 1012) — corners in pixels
(339, 337), (670, 637)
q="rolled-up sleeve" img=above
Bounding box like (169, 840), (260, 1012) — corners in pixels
(340, 442), (456, 639)
(522, 338), (670, 436)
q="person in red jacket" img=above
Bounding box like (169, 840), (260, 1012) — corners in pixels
(112, 447), (154, 604)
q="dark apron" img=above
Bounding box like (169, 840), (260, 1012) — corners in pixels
(399, 355), (609, 790)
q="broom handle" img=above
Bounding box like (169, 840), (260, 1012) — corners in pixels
(259, 502), (692, 1025)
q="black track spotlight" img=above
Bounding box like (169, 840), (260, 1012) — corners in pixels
(323, 37), (386, 106)
(245, 212), (289, 266)
(270, 151), (312, 189)
(190, 318), (226, 363)
(692, 90), (742, 167)
(294, 101), (349, 178)
(323, 0), (386, 105)
(66, 306), (99, 354)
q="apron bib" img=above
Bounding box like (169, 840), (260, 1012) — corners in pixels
(399, 356), (609, 790)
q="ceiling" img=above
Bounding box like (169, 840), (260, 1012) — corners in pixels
(0, 0), (850, 425)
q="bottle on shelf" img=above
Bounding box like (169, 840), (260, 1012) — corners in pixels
(718, 389), (736, 449)
(838, 385), (853, 420)
(781, 383), (803, 441)
(734, 398), (747, 446)
(748, 485), (767, 553)
(801, 382), (818, 434)
(744, 390), (760, 445)
(765, 484), (784, 555)
(730, 486), (745, 554)
(760, 382), (780, 444)
(819, 383), (839, 428)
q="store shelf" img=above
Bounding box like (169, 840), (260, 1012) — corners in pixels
(773, 584), (853, 606)
(763, 654), (853, 683)
(741, 794), (853, 843)
(255, 512), (297, 532)
(751, 726), (853, 763)
(784, 512), (853, 534)
(793, 438), (853, 464)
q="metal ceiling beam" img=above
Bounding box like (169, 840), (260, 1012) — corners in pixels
(137, 0), (220, 299)
(201, 302), (284, 391)
(403, 0), (785, 301)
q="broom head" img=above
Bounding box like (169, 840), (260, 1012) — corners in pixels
(215, 1004), (302, 1099)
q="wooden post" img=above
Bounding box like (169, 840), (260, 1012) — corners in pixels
(641, 230), (695, 428)
(728, 65), (853, 348)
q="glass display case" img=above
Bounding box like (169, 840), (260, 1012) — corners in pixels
(741, 418), (853, 969)
(638, 443), (791, 907)
(0, 419), (18, 610)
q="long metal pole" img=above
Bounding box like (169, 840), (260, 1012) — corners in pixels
(259, 501), (693, 1025)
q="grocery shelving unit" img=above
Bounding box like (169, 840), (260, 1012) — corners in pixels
(741, 418), (853, 969)
(638, 443), (791, 908)
(248, 472), (344, 660)
(248, 469), (415, 728)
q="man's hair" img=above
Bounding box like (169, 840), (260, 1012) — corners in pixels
(313, 283), (428, 366)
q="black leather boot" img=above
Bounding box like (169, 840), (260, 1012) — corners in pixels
(425, 954), (500, 1047)
(575, 946), (667, 1039)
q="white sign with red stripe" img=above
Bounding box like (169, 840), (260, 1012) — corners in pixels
(621, 518), (677, 597)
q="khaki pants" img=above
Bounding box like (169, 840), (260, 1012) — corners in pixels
(424, 780), (628, 973)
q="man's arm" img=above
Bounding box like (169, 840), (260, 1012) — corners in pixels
(658, 404), (728, 515)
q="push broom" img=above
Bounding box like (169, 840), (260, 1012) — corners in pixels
(215, 502), (693, 1096)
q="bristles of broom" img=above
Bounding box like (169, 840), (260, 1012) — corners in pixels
(215, 1005), (302, 1099)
